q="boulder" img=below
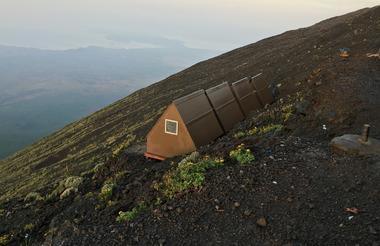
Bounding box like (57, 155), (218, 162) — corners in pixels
(330, 134), (380, 156)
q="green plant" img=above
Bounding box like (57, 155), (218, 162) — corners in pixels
(0, 234), (10, 245)
(282, 104), (294, 122)
(24, 223), (35, 232)
(114, 171), (128, 181)
(112, 134), (136, 157)
(229, 144), (255, 165)
(116, 202), (146, 223)
(157, 156), (224, 198)
(249, 124), (283, 136)
(99, 180), (116, 201)
(49, 176), (83, 198)
(233, 131), (247, 139)
(24, 192), (44, 202)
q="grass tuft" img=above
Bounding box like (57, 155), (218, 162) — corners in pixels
(116, 202), (146, 223)
(229, 143), (255, 165)
(156, 156), (224, 198)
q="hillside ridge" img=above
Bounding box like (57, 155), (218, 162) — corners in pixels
(0, 5), (379, 203)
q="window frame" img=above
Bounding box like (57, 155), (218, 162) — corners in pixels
(164, 119), (179, 135)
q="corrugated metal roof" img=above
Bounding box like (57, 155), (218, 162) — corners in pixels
(206, 82), (245, 132)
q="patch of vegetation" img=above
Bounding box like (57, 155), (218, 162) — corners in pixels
(0, 209), (4, 216)
(112, 134), (136, 157)
(233, 131), (247, 139)
(24, 192), (44, 202)
(156, 156), (224, 198)
(281, 104), (294, 122)
(92, 163), (106, 174)
(229, 144), (255, 165)
(114, 171), (128, 181)
(0, 234), (10, 245)
(99, 180), (116, 201)
(249, 124), (283, 136)
(24, 223), (35, 232)
(233, 124), (283, 139)
(116, 202), (146, 223)
(49, 176), (83, 199)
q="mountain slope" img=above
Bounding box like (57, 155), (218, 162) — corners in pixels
(0, 6), (380, 245)
(0, 45), (218, 159)
(0, 6), (379, 205)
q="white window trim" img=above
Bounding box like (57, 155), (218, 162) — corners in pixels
(165, 119), (178, 135)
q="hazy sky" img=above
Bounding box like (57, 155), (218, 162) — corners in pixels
(0, 0), (378, 51)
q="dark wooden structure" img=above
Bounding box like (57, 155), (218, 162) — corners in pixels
(145, 90), (223, 160)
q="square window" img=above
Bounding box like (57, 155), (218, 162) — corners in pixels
(165, 119), (178, 135)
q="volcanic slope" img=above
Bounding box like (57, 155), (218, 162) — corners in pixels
(0, 5), (380, 246)
(0, 5), (379, 208)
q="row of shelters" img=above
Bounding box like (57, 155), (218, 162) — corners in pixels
(144, 74), (275, 160)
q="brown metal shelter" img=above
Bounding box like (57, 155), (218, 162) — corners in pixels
(206, 82), (245, 132)
(145, 74), (277, 160)
(145, 90), (223, 160)
(231, 77), (263, 116)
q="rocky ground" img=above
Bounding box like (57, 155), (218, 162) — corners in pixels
(0, 5), (379, 246)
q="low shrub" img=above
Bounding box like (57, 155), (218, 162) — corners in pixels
(24, 223), (35, 232)
(24, 192), (44, 202)
(112, 134), (136, 157)
(234, 124), (283, 140)
(116, 202), (146, 223)
(99, 181), (116, 201)
(249, 124), (283, 136)
(0, 234), (10, 245)
(156, 156), (224, 198)
(233, 131), (247, 139)
(229, 144), (255, 165)
(281, 104), (294, 122)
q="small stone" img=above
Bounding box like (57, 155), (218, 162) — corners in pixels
(226, 175), (231, 180)
(158, 239), (166, 246)
(315, 81), (322, 86)
(176, 208), (183, 214)
(244, 210), (252, 216)
(369, 225), (377, 234)
(167, 206), (174, 211)
(234, 202), (240, 208)
(257, 217), (267, 227)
